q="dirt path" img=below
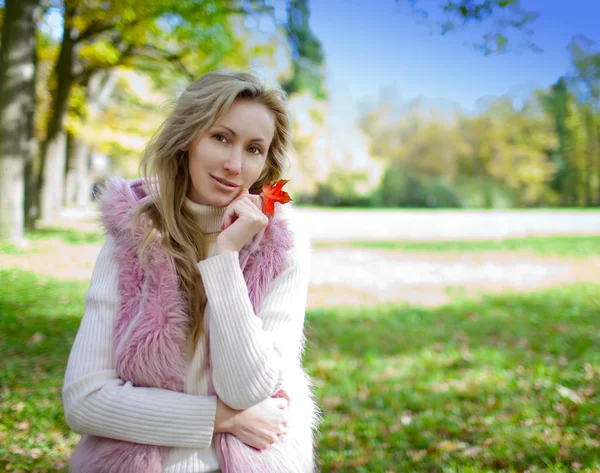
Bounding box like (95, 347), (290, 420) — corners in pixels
(2, 239), (598, 309)
(307, 249), (600, 308)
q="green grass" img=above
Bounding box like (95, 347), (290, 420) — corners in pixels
(0, 227), (104, 255)
(1, 269), (599, 472)
(296, 205), (600, 212)
(314, 235), (600, 258)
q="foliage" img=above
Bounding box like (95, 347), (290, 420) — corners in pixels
(280, 0), (326, 100)
(308, 168), (372, 207)
(401, 0), (542, 55)
(1, 268), (599, 471)
(375, 167), (462, 208)
(358, 56), (600, 209)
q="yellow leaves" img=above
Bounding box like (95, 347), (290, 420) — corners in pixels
(407, 449), (427, 462)
(436, 439), (468, 452)
(79, 41), (121, 68)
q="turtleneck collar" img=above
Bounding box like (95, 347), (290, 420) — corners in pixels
(184, 197), (227, 234)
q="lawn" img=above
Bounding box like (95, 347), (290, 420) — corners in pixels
(313, 235), (600, 258)
(2, 228), (600, 260)
(0, 227), (104, 255)
(1, 268), (599, 472)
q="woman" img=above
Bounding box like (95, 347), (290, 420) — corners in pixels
(62, 70), (319, 473)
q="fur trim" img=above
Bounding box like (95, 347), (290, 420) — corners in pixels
(70, 436), (165, 473)
(97, 177), (146, 238)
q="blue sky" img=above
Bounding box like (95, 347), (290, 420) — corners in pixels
(305, 0), (600, 115)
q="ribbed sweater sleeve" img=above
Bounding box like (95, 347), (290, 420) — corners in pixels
(62, 236), (217, 449)
(198, 217), (311, 410)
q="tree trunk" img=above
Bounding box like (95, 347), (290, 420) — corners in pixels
(24, 155), (37, 230)
(75, 141), (92, 207)
(69, 69), (118, 208)
(595, 120), (600, 207)
(584, 107), (594, 207)
(37, 14), (76, 223)
(65, 133), (91, 207)
(65, 132), (77, 207)
(595, 115), (600, 207)
(0, 0), (40, 242)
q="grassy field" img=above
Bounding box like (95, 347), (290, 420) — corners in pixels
(1, 267), (599, 472)
(0, 228), (104, 255)
(2, 227), (600, 259)
(313, 235), (600, 258)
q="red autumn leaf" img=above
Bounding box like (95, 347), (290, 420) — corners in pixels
(261, 180), (292, 216)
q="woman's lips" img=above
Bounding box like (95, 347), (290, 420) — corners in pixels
(211, 175), (238, 190)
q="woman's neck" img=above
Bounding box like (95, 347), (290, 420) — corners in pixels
(183, 198), (227, 234)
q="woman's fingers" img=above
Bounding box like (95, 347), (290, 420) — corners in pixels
(220, 194), (265, 231)
(221, 205), (237, 230)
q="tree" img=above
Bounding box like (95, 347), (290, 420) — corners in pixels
(281, 0), (326, 100)
(64, 69), (118, 207)
(568, 35), (600, 206)
(400, 0), (541, 54)
(538, 78), (579, 205)
(0, 0), (41, 242)
(485, 97), (558, 206)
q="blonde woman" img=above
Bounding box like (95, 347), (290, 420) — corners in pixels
(63, 71), (318, 473)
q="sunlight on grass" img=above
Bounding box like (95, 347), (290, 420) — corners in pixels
(1, 268), (599, 472)
(0, 227), (103, 255)
(313, 235), (600, 258)
(304, 286), (600, 472)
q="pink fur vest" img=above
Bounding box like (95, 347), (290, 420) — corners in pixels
(69, 178), (317, 473)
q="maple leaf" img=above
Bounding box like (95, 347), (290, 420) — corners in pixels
(261, 180), (292, 216)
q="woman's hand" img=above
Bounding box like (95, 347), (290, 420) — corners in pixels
(215, 188), (268, 255)
(214, 397), (289, 450)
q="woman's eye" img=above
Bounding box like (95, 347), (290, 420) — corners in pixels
(213, 134), (227, 143)
(248, 146), (262, 155)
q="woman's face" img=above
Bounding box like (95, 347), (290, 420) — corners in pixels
(187, 99), (276, 207)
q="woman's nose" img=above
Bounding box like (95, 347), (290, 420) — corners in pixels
(223, 148), (242, 174)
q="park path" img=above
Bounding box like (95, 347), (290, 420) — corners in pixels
(295, 208), (600, 241)
(2, 207), (599, 308)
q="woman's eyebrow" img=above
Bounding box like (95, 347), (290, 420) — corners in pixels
(215, 125), (265, 142)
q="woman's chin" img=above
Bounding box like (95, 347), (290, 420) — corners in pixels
(207, 194), (234, 208)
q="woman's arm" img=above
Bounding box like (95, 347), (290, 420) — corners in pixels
(62, 236), (218, 449)
(198, 215), (311, 410)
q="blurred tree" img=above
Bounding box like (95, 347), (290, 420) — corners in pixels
(538, 78), (580, 206)
(400, 0), (541, 54)
(0, 0), (41, 242)
(485, 97), (558, 206)
(359, 91), (563, 208)
(312, 166), (370, 206)
(568, 35), (600, 206)
(281, 0), (326, 100)
(564, 96), (589, 206)
(65, 69), (118, 207)
(76, 69), (170, 177)
(456, 114), (497, 206)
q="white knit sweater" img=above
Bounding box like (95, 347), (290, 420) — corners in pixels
(62, 199), (311, 473)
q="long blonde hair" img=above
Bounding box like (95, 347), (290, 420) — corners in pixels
(135, 70), (291, 345)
